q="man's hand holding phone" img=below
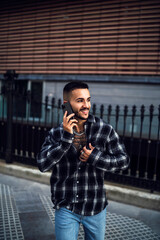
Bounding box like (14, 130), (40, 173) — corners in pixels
(63, 111), (78, 134)
(62, 101), (78, 134)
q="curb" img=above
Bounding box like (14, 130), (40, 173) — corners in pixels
(0, 160), (160, 211)
(0, 161), (51, 185)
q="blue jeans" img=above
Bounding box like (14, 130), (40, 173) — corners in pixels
(55, 207), (107, 240)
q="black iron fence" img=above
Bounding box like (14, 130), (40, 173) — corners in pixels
(0, 71), (160, 192)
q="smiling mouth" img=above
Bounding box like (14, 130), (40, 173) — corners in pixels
(80, 109), (89, 114)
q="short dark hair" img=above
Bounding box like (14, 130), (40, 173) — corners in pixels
(63, 81), (89, 100)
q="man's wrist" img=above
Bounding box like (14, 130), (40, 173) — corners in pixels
(62, 130), (74, 143)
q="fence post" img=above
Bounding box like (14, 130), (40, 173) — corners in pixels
(57, 99), (62, 125)
(45, 96), (49, 125)
(51, 97), (55, 125)
(123, 105), (128, 138)
(145, 104), (154, 179)
(136, 105), (145, 177)
(92, 103), (96, 115)
(154, 105), (160, 180)
(100, 104), (104, 119)
(130, 105), (136, 159)
(3, 70), (18, 163)
(115, 105), (120, 131)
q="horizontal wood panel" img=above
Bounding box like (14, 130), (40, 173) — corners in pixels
(1, 13), (160, 31)
(0, 0), (160, 76)
(0, 28), (159, 42)
(0, 34), (159, 45)
(0, 38), (159, 47)
(1, 56), (159, 61)
(1, 21), (160, 35)
(1, 13), (160, 29)
(0, 47), (159, 52)
(0, 67), (158, 76)
(0, 45), (159, 52)
(1, 63), (159, 70)
(1, 61), (158, 67)
(1, 67), (159, 75)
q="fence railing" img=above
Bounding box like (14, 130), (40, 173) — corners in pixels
(1, 93), (159, 139)
(0, 77), (160, 192)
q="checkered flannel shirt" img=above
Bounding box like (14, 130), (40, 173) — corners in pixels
(37, 115), (129, 216)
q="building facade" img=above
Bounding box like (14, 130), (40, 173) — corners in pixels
(0, 0), (160, 109)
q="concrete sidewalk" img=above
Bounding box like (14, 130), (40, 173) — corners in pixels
(0, 160), (160, 240)
(0, 173), (160, 240)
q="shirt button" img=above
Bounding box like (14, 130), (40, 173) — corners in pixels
(77, 181), (79, 183)
(79, 167), (81, 170)
(76, 195), (78, 198)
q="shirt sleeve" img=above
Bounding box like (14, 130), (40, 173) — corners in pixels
(87, 127), (130, 172)
(36, 128), (74, 172)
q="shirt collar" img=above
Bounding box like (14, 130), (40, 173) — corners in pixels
(85, 114), (95, 124)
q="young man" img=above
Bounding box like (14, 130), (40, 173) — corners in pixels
(37, 82), (129, 240)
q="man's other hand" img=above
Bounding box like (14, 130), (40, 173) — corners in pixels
(79, 143), (95, 162)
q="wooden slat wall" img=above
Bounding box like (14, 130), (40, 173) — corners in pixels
(0, 0), (160, 75)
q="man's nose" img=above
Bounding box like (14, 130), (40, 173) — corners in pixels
(83, 101), (89, 108)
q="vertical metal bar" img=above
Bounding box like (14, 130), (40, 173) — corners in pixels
(45, 96), (48, 126)
(51, 97), (55, 126)
(115, 105), (120, 132)
(107, 105), (112, 124)
(130, 106), (136, 160)
(145, 104), (154, 179)
(37, 109), (42, 159)
(31, 126), (35, 160)
(5, 80), (13, 163)
(92, 103), (96, 116)
(25, 91), (30, 159)
(57, 99), (61, 125)
(43, 101), (48, 140)
(4, 70), (18, 163)
(31, 97), (35, 160)
(14, 92), (18, 156)
(20, 118), (24, 157)
(35, 94), (42, 159)
(131, 105), (136, 138)
(1, 98), (4, 121)
(1, 87), (5, 120)
(128, 105), (136, 176)
(122, 105), (128, 139)
(120, 105), (127, 175)
(20, 95), (24, 157)
(136, 105), (145, 178)
(154, 105), (160, 181)
(100, 104), (104, 119)
(0, 94), (5, 155)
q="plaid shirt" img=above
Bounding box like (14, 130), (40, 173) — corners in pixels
(37, 115), (129, 216)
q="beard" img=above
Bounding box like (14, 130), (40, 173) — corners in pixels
(74, 108), (90, 120)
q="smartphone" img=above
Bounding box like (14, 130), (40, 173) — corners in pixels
(62, 102), (74, 118)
